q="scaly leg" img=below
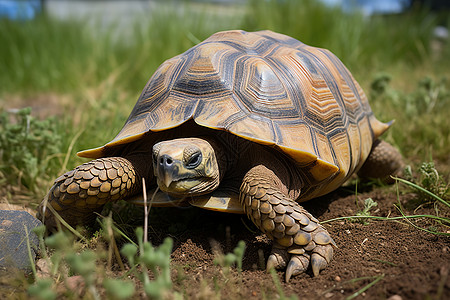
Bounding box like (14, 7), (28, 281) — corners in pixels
(240, 165), (336, 282)
(357, 139), (404, 182)
(38, 157), (142, 229)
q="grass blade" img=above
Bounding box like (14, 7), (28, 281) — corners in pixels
(345, 274), (385, 300)
(393, 176), (450, 209)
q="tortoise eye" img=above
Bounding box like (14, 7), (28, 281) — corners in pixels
(186, 152), (202, 169)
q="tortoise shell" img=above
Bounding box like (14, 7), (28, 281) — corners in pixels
(79, 30), (389, 200)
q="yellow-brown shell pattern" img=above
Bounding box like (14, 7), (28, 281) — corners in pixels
(79, 30), (390, 200)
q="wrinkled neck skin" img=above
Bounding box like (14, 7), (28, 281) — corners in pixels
(208, 132), (304, 201)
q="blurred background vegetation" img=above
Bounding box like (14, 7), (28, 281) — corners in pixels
(0, 0), (449, 206)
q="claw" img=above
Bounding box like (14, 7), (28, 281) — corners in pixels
(314, 244), (334, 263)
(266, 254), (280, 271)
(311, 253), (328, 277)
(285, 254), (310, 282)
(266, 247), (289, 271)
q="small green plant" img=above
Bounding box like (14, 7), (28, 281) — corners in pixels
(413, 77), (449, 114)
(416, 161), (449, 202)
(353, 198), (379, 225)
(121, 227), (177, 300)
(268, 268), (298, 300)
(28, 228), (89, 299)
(213, 240), (246, 274)
(28, 221), (179, 299)
(27, 278), (57, 300)
(0, 107), (62, 194)
(103, 278), (135, 300)
(29, 222), (117, 299)
(65, 250), (99, 296)
(393, 171), (450, 235)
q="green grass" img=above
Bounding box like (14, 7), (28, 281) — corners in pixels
(1, 0), (448, 95)
(0, 108), (64, 195)
(368, 74), (450, 166)
(242, 0), (443, 73)
(0, 0), (449, 298)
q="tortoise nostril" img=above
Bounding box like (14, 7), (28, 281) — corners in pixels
(160, 155), (173, 166)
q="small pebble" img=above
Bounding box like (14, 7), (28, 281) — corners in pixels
(324, 292), (334, 298)
(334, 275), (341, 282)
(387, 295), (402, 300)
(65, 275), (85, 292)
(35, 259), (51, 279)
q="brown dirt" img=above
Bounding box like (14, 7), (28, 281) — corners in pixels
(142, 186), (449, 299)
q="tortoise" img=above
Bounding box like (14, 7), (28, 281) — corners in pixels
(38, 30), (403, 281)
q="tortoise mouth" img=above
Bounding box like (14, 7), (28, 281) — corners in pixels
(157, 176), (205, 195)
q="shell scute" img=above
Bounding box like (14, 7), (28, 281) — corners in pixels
(78, 30), (389, 201)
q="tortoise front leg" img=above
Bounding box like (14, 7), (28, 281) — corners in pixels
(38, 157), (144, 229)
(240, 165), (336, 282)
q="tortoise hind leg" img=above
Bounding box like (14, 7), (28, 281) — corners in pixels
(357, 139), (405, 182)
(240, 165), (336, 282)
(37, 157), (142, 230)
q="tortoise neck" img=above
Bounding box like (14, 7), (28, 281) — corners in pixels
(199, 134), (231, 183)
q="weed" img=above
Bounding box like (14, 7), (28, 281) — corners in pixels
(121, 227), (177, 300)
(0, 108), (62, 194)
(393, 175), (450, 235)
(416, 161), (449, 202)
(65, 250), (100, 297)
(27, 219), (179, 299)
(268, 268), (298, 300)
(353, 198), (379, 225)
(213, 240), (246, 274)
(27, 278), (56, 300)
(103, 278), (135, 300)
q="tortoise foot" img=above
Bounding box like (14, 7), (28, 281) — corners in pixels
(266, 225), (335, 282)
(358, 139), (405, 182)
(240, 166), (337, 281)
(266, 245), (289, 271)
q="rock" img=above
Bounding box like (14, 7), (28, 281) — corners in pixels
(0, 203), (36, 217)
(0, 210), (42, 269)
(36, 258), (52, 278)
(65, 275), (85, 293)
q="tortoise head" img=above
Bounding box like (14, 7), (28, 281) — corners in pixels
(152, 138), (220, 196)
